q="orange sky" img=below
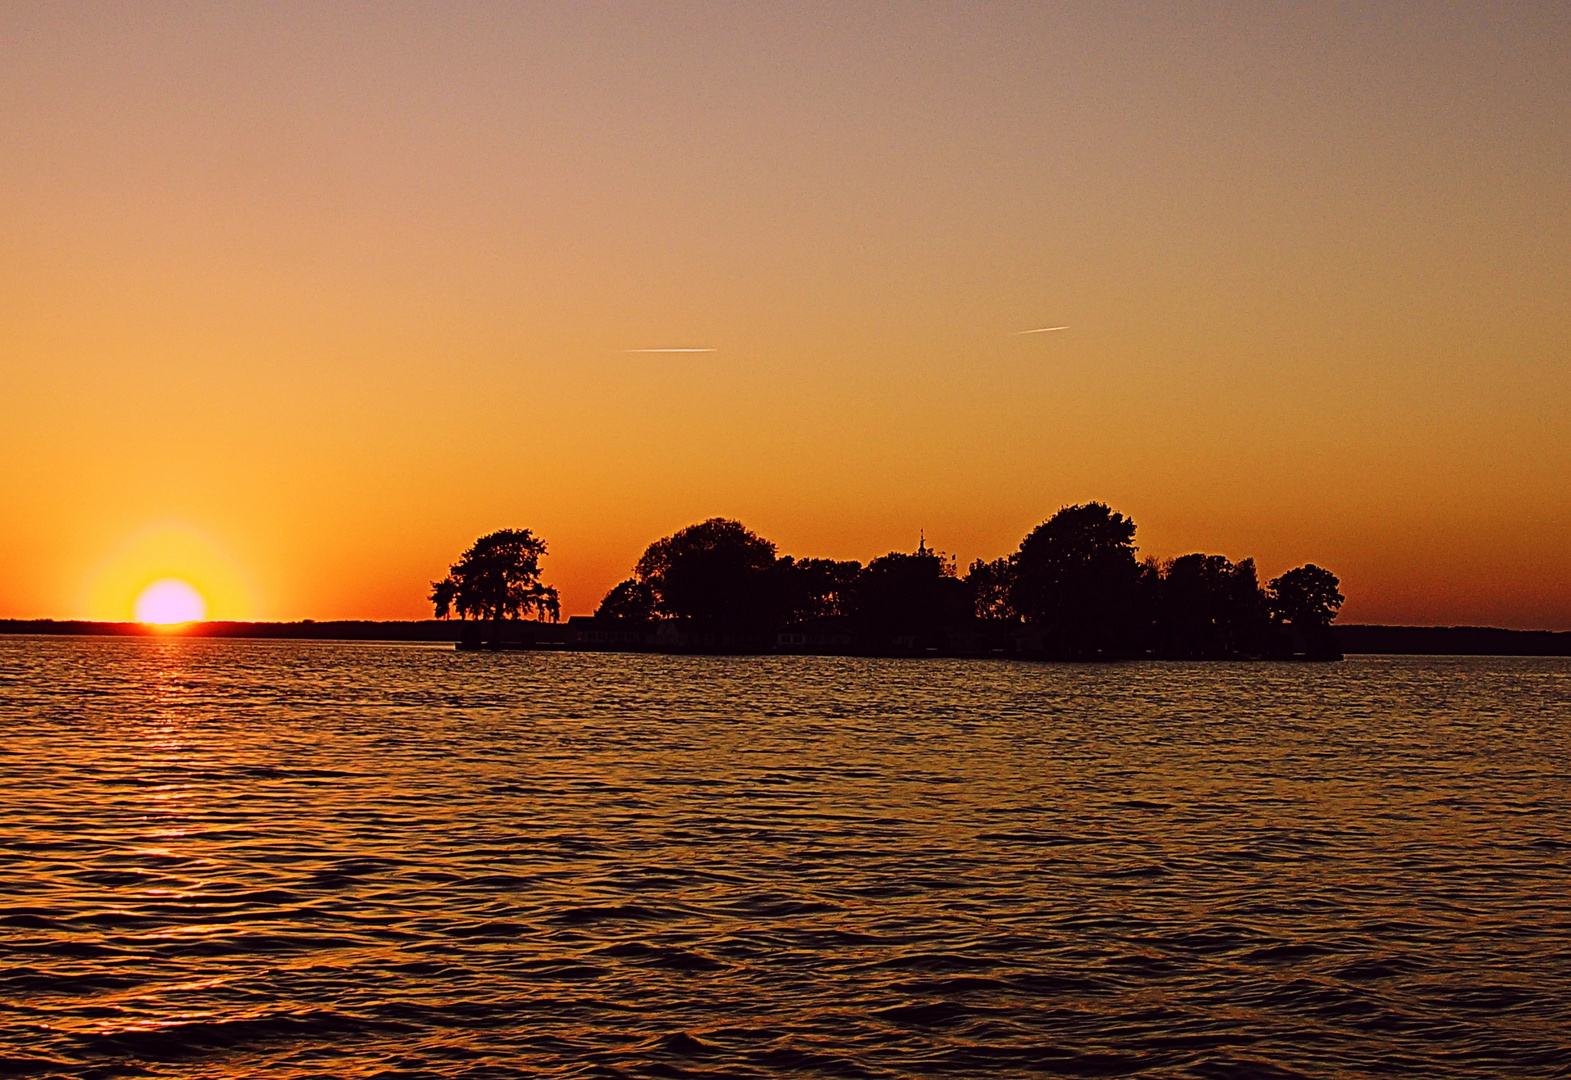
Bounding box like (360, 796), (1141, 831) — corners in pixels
(2, 3), (1568, 628)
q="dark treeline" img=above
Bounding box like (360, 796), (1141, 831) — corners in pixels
(431, 529), (561, 648)
(1336, 625), (1571, 656)
(581, 504), (1343, 659)
(11, 621), (1571, 656)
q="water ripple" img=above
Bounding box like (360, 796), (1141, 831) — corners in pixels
(1, 638), (1568, 1077)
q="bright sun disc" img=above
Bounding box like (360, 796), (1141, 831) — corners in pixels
(134, 579), (208, 625)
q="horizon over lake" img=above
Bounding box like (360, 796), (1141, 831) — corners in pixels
(2, 637), (1568, 1078)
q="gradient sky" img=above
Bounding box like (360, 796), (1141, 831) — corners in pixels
(3, 2), (1568, 627)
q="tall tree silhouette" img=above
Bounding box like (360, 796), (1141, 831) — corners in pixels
(1011, 503), (1143, 656)
(851, 543), (969, 642)
(431, 529), (560, 648)
(966, 556), (1017, 621)
(777, 557), (863, 621)
(632, 518), (779, 630)
(1268, 564), (1343, 657)
(1156, 554), (1270, 657)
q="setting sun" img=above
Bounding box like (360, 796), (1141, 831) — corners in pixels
(134, 579), (208, 625)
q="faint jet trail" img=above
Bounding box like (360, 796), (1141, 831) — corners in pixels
(1016, 326), (1069, 334)
(624, 348), (716, 353)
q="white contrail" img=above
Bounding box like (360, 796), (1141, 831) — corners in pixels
(1016, 326), (1069, 334)
(624, 347), (716, 353)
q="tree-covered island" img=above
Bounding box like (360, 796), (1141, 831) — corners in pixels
(434, 504), (1343, 659)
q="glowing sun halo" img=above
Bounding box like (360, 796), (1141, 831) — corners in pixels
(135, 579), (208, 625)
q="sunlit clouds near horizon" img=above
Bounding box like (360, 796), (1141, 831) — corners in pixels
(1, 3), (1568, 627)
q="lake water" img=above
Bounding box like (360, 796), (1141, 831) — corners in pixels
(2, 637), (1568, 1078)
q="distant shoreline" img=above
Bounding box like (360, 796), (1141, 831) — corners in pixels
(0, 620), (464, 642)
(2, 620), (1569, 657)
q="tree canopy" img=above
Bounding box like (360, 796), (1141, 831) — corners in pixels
(966, 556), (1016, 622)
(586, 508), (1344, 659)
(1265, 563), (1344, 659)
(633, 518), (780, 628)
(852, 546), (969, 639)
(1154, 554), (1269, 658)
(431, 529), (560, 645)
(1267, 564), (1344, 629)
(1010, 503), (1144, 655)
(595, 578), (658, 621)
(777, 557), (863, 622)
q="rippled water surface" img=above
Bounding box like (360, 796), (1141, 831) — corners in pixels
(2, 638), (1569, 1078)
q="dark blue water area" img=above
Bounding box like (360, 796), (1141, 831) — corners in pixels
(1, 637), (1568, 1078)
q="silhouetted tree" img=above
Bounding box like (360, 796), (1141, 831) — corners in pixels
(634, 518), (780, 630)
(596, 579), (657, 621)
(1268, 563), (1344, 658)
(1217, 557), (1270, 656)
(1011, 503), (1143, 656)
(851, 543), (969, 644)
(566, 505), (1345, 661)
(431, 529), (560, 647)
(1156, 554), (1270, 657)
(966, 556), (1018, 621)
(777, 557), (863, 621)
(1267, 564), (1343, 626)
(429, 578), (458, 621)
